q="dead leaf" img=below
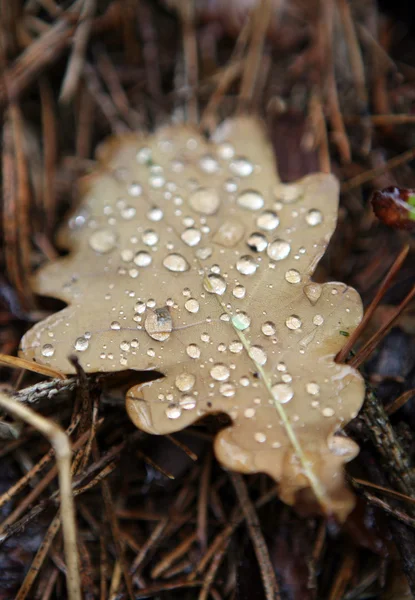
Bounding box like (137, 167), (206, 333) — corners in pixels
(20, 117), (364, 521)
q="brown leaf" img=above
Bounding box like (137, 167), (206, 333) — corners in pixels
(20, 117), (364, 521)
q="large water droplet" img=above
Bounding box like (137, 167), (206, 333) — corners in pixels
(230, 157), (253, 177)
(142, 230), (159, 246)
(134, 251), (152, 267)
(229, 340), (243, 353)
(147, 206), (163, 221)
(89, 229), (117, 253)
(247, 232), (268, 252)
(267, 239), (291, 261)
(249, 346), (267, 365)
(303, 283), (322, 305)
(74, 336), (89, 352)
(181, 228), (201, 247)
(199, 154), (219, 173)
(306, 382), (320, 395)
(236, 255), (257, 276)
(186, 344), (201, 359)
(232, 312), (250, 330)
(189, 188), (220, 215)
(274, 183), (303, 203)
(261, 321), (276, 336)
(306, 209), (323, 226)
(237, 190), (264, 211)
(180, 395), (196, 410)
(272, 382), (294, 404)
(145, 307), (172, 342)
(210, 363), (230, 381)
(175, 372), (196, 392)
(166, 404), (182, 419)
(204, 274), (226, 295)
(163, 253), (190, 272)
(42, 344), (55, 357)
(285, 269), (301, 284)
(286, 315), (302, 330)
(256, 210), (279, 231)
(185, 298), (199, 313)
(212, 220), (245, 248)
(217, 142), (235, 159)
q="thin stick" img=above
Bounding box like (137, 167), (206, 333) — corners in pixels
(238, 0), (272, 113)
(229, 474), (280, 600)
(341, 146), (415, 192)
(197, 452), (211, 552)
(336, 244), (410, 363)
(350, 285), (415, 369)
(179, 0), (198, 123)
(0, 393), (81, 600)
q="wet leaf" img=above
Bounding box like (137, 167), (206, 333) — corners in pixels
(20, 117), (364, 521)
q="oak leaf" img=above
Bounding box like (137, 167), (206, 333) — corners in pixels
(20, 117), (364, 521)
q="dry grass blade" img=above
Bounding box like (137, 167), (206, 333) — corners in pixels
(0, 352), (67, 380)
(0, 392), (81, 600)
(386, 389), (415, 416)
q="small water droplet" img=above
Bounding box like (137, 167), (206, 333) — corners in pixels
(249, 346), (267, 365)
(237, 190), (264, 211)
(232, 285), (246, 299)
(236, 255), (257, 276)
(74, 336), (89, 352)
(180, 395), (196, 410)
(199, 154), (219, 173)
(285, 269), (301, 284)
(110, 321), (121, 330)
(120, 341), (130, 351)
(163, 253), (190, 272)
(272, 383), (294, 404)
(196, 247), (213, 260)
(267, 239), (291, 261)
(185, 298), (200, 313)
(274, 183), (303, 203)
(256, 210), (279, 231)
(254, 432), (267, 443)
(204, 274), (226, 295)
(121, 249), (134, 262)
(210, 364), (230, 381)
(217, 142), (235, 159)
(226, 341), (242, 355)
(220, 382), (235, 397)
(42, 344), (55, 357)
(142, 230), (159, 246)
(286, 315), (302, 330)
(128, 182), (142, 197)
(181, 228), (201, 247)
(136, 147), (152, 164)
(175, 372), (196, 392)
(134, 251), (152, 267)
(224, 178), (238, 193)
(261, 321), (276, 336)
(121, 206), (136, 220)
(230, 157), (253, 177)
(232, 312), (250, 331)
(189, 188), (220, 215)
(145, 307), (172, 342)
(186, 344), (201, 359)
(247, 232), (268, 252)
(212, 220), (245, 248)
(89, 229), (117, 253)
(303, 283), (322, 305)
(166, 404), (182, 419)
(306, 382), (320, 395)
(134, 301), (146, 314)
(313, 314), (324, 326)
(147, 206), (163, 221)
(322, 407), (335, 417)
(244, 408), (255, 418)
(149, 173), (165, 189)
(306, 209), (323, 226)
